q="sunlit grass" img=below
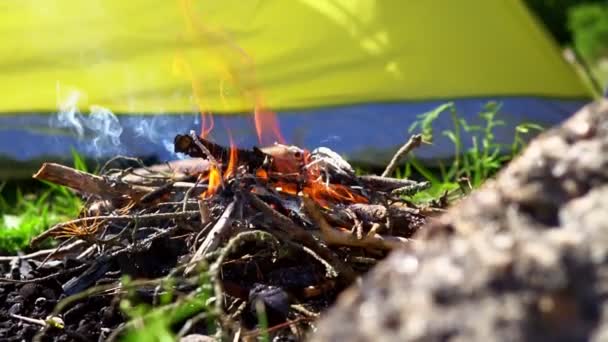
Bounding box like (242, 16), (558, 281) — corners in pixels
(391, 102), (543, 205)
(0, 149), (85, 254)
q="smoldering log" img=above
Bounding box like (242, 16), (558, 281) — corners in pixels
(174, 134), (268, 169)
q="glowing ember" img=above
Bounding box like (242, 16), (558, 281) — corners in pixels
(256, 168), (269, 180)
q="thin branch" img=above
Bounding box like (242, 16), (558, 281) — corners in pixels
(185, 200), (236, 275)
(381, 134), (423, 177)
(31, 211), (200, 247)
(245, 192), (356, 283)
(0, 240), (85, 262)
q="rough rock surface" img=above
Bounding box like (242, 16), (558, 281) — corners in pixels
(311, 100), (608, 342)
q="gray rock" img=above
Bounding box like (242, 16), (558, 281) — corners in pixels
(311, 101), (608, 342)
(180, 334), (215, 342)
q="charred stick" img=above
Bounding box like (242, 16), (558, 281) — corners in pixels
(33, 163), (152, 201)
(174, 132), (268, 169)
(326, 203), (422, 237)
(188, 131), (222, 169)
(381, 134), (423, 177)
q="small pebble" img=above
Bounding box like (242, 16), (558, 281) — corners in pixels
(34, 297), (47, 307)
(8, 302), (23, 315)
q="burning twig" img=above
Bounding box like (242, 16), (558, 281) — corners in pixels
(174, 132), (267, 170)
(381, 134), (423, 177)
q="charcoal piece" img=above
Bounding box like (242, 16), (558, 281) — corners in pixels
(117, 235), (184, 278)
(8, 303), (22, 315)
(246, 283), (290, 328)
(18, 283), (40, 304)
(62, 260), (111, 296)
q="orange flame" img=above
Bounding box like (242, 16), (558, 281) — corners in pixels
(173, 55), (214, 139)
(254, 99), (285, 146)
(303, 182), (368, 208)
(176, 0), (365, 206)
(203, 166), (222, 199)
(224, 132), (238, 179)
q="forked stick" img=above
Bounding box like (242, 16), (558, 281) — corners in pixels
(33, 163), (152, 200)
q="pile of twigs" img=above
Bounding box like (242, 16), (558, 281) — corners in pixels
(0, 132), (438, 341)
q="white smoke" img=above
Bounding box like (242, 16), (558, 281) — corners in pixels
(56, 91), (85, 137)
(133, 115), (186, 159)
(51, 90), (124, 157)
(85, 105), (123, 155)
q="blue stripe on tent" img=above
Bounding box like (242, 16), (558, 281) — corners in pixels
(0, 97), (587, 165)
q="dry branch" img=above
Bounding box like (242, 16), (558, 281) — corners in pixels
(33, 163), (152, 201)
(381, 134), (423, 177)
(245, 192), (356, 283)
(185, 201), (236, 275)
(303, 198), (411, 251)
(30, 211), (200, 247)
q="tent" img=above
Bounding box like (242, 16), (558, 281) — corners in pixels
(0, 0), (593, 177)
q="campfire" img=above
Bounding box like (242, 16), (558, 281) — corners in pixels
(2, 115), (438, 340)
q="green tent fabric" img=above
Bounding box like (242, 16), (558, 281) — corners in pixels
(0, 0), (593, 177)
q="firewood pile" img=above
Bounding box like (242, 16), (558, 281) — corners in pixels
(0, 131), (437, 341)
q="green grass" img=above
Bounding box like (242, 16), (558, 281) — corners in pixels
(0, 149), (85, 254)
(120, 272), (216, 341)
(394, 101), (543, 204)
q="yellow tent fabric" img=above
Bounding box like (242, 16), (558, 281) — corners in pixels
(0, 0), (591, 115)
